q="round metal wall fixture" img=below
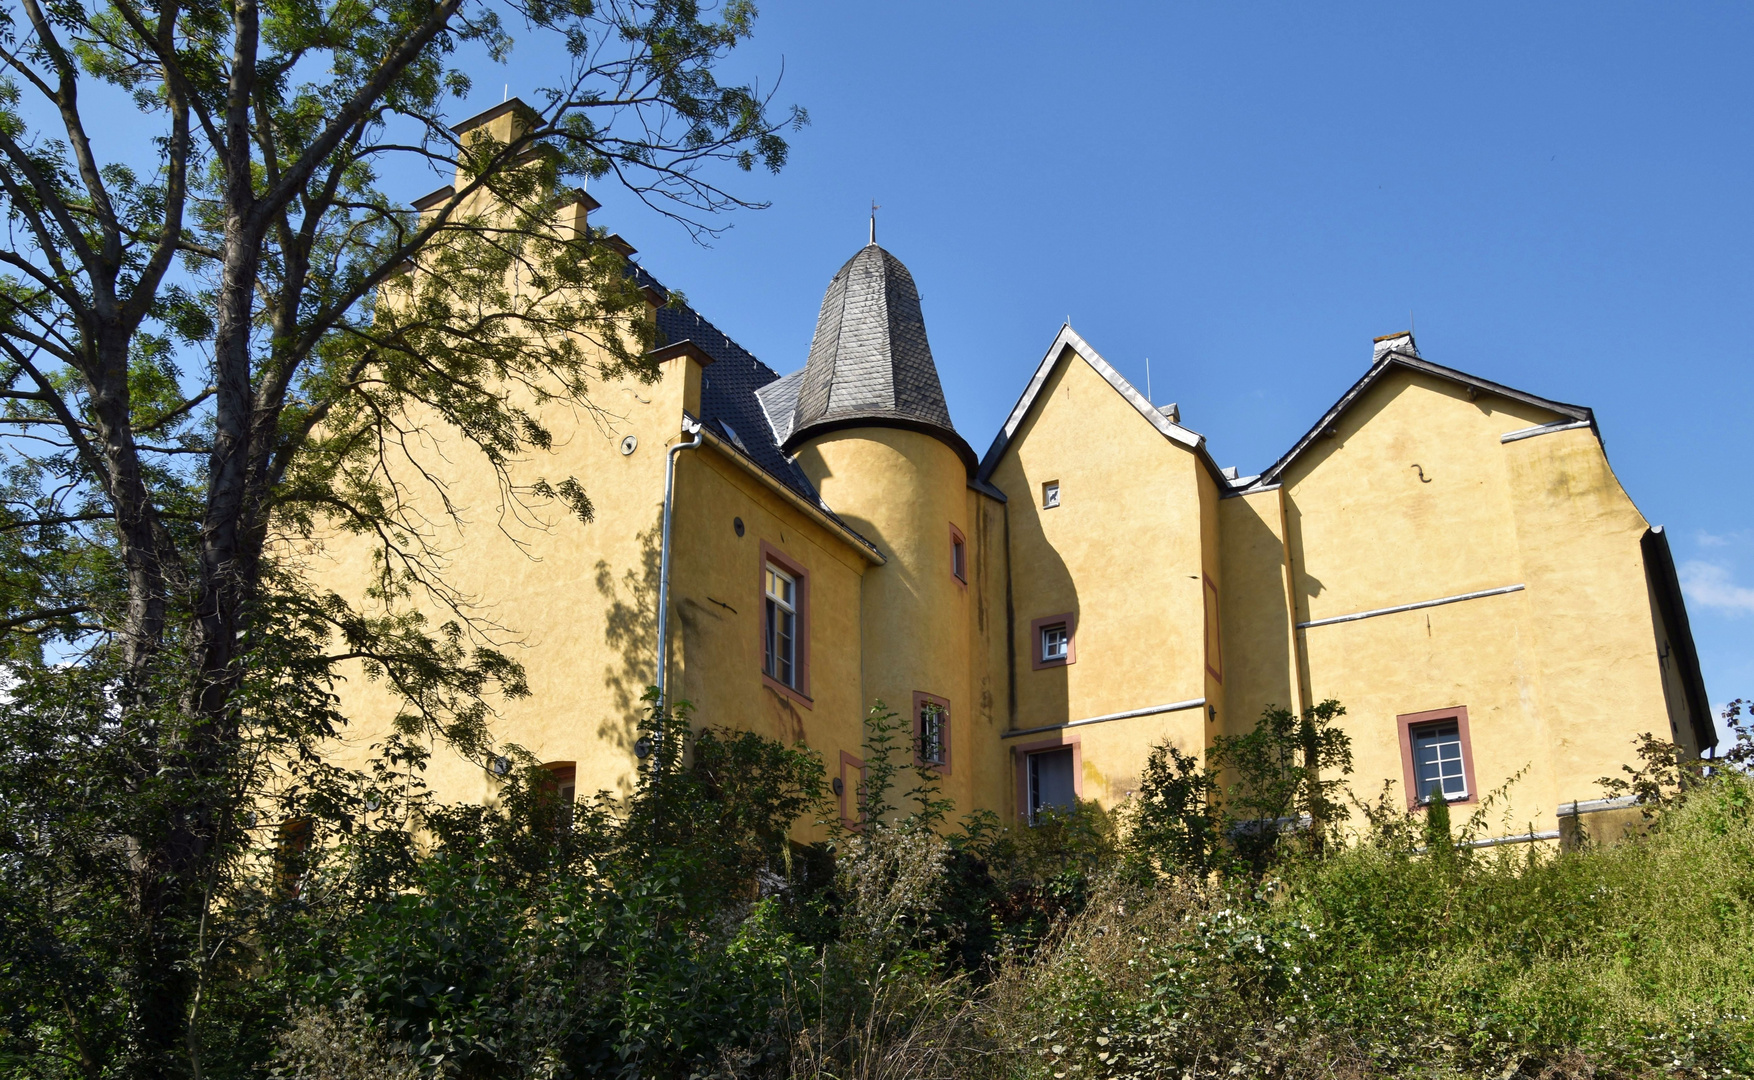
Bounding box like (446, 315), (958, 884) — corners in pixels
(633, 736), (652, 760)
(492, 755), (511, 776)
(831, 777), (844, 796)
(733, 516), (745, 537)
(620, 434), (638, 456)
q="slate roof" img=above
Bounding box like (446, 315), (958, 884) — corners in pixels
(784, 244), (976, 470)
(630, 265), (868, 539)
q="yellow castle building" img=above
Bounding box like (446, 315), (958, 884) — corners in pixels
(321, 109), (1714, 846)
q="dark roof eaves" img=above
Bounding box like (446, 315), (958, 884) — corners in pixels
(1641, 526), (1715, 751)
(696, 425), (885, 564)
(785, 413), (979, 474)
(1256, 351), (1598, 487)
(969, 476), (1008, 502)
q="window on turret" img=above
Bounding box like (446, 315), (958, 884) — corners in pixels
(764, 564), (797, 687)
(949, 523), (967, 582)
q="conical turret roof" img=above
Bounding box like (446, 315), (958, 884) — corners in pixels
(784, 243), (974, 469)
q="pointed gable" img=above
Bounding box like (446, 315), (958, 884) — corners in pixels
(1249, 336), (1596, 491)
(976, 325), (1224, 487)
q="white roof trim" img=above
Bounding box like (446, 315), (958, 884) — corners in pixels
(1500, 418), (1593, 444)
(978, 324), (1205, 481)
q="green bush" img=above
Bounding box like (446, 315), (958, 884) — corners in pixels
(155, 697), (1754, 1079)
(991, 769), (1754, 1080)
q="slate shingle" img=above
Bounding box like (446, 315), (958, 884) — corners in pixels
(784, 244), (970, 466)
(631, 265), (877, 553)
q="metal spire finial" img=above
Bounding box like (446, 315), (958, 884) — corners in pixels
(869, 200), (879, 245)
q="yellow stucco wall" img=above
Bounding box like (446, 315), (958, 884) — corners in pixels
(307, 350), (691, 804)
(1217, 489), (1300, 730)
(792, 428), (977, 810)
(1500, 425), (1680, 804)
(1272, 369), (1676, 833)
(667, 441), (870, 767)
(983, 347), (1212, 813)
(305, 349), (880, 819)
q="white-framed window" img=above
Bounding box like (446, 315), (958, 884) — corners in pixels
(1411, 720), (1468, 802)
(1042, 480), (1061, 509)
(1040, 622), (1069, 663)
(764, 564), (797, 688)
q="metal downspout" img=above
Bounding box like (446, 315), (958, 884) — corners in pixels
(655, 416), (703, 711)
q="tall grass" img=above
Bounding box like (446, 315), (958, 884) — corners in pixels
(983, 772), (1754, 1080)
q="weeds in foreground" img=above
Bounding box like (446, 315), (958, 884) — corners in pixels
(250, 701), (1754, 1079)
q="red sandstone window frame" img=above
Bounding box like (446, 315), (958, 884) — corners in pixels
(949, 523), (967, 584)
(1012, 734), (1083, 822)
(1203, 574), (1223, 683)
(760, 541), (812, 708)
(540, 761), (577, 830)
(838, 750), (867, 830)
(540, 761), (577, 799)
(913, 691), (952, 774)
(1031, 612), (1077, 670)
(1396, 706), (1478, 809)
(276, 816), (313, 897)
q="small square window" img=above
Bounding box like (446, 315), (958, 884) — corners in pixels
(1411, 721), (1468, 802)
(1041, 623), (1069, 663)
(1030, 613), (1076, 670)
(1042, 480), (1061, 509)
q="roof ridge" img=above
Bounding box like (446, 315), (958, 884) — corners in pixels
(1249, 351), (1597, 489)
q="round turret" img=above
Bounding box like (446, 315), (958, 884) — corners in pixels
(787, 242), (973, 792)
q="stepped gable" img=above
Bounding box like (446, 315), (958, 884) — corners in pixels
(784, 243), (976, 470)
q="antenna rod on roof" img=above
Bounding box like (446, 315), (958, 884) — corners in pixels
(1146, 358), (1152, 404)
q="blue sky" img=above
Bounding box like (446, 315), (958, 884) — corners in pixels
(34, 3), (1754, 731)
(516, 2), (1752, 731)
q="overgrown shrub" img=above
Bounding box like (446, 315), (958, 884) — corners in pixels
(992, 759), (1754, 1080)
(231, 698), (1754, 1079)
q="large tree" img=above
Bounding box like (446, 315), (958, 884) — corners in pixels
(0, 0), (800, 1074)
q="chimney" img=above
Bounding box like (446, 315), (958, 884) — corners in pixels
(1372, 331), (1418, 363)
